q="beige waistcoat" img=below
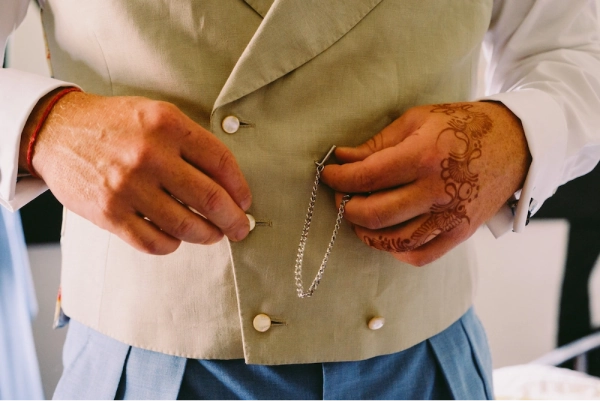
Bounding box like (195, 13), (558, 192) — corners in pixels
(43, 0), (492, 364)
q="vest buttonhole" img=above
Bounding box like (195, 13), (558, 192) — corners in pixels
(254, 220), (273, 227)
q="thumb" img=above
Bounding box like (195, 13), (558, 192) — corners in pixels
(335, 112), (421, 163)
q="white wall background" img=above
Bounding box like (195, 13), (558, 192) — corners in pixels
(7, 1), (600, 398)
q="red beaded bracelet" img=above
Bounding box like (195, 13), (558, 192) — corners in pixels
(27, 87), (82, 178)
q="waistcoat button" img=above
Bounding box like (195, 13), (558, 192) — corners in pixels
(368, 316), (385, 331)
(253, 314), (272, 332)
(222, 115), (240, 134)
(246, 214), (256, 231)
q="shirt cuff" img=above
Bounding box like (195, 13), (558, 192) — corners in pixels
(0, 68), (75, 210)
(482, 89), (568, 237)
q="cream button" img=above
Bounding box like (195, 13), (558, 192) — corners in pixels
(368, 316), (385, 331)
(253, 314), (272, 332)
(222, 116), (240, 134)
(246, 213), (256, 231)
(246, 214), (256, 231)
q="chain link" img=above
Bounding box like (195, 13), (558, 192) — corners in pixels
(295, 147), (351, 298)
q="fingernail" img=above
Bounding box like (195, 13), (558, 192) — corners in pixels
(240, 195), (252, 211)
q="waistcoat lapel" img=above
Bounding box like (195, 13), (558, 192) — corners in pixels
(213, 0), (383, 111)
(242, 0), (275, 18)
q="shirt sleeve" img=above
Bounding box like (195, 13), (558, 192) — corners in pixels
(0, 0), (73, 211)
(483, 0), (600, 237)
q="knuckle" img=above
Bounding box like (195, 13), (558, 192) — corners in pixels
(171, 215), (196, 239)
(199, 230), (224, 245)
(217, 150), (235, 172)
(365, 136), (381, 154)
(128, 143), (154, 168)
(214, 211), (247, 239)
(363, 206), (385, 230)
(403, 106), (419, 118)
(104, 165), (126, 191)
(104, 157), (148, 193)
(396, 252), (428, 267)
(141, 101), (178, 132)
(141, 237), (179, 255)
(139, 236), (161, 254)
(96, 192), (121, 222)
(419, 148), (441, 173)
(201, 184), (225, 214)
(119, 223), (180, 255)
(412, 257), (430, 267)
(401, 107), (421, 124)
(400, 106), (428, 131)
(221, 218), (240, 234)
(136, 231), (181, 255)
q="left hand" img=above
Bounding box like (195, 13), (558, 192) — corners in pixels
(321, 102), (531, 266)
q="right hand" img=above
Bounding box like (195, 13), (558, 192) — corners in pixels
(20, 90), (252, 255)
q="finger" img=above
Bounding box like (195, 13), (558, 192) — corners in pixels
(135, 190), (224, 245)
(336, 184), (433, 230)
(353, 213), (440, 254)
(163, 162), (250, 242)
(181, 129), (252, 211)
(391, 229), (469, 267)
(335, 111), (423, 163)
(322, 135), (426, 193)
(353, 213), (470, 266)
(114, 214), (182, 255)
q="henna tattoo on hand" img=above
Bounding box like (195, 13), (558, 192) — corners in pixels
(364, 104), (493, 253)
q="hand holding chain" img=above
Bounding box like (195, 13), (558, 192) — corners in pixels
(295, 145), (351, 298)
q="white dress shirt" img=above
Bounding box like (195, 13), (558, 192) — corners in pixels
(1, 0), (600, 236)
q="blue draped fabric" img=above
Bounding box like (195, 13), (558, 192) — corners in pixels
(0, 208), (44, 400)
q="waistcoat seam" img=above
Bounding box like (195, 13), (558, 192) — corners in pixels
(96, 233), (114, 329)
(92, 31), (114, 96)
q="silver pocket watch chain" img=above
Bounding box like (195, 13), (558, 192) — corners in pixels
(294, 145), (351, 298)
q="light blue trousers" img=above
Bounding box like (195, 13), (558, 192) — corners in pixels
(54, 308), (492, 400)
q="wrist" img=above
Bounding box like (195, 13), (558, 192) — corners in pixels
(18, 87), (82, 177)
(478, 100), (532, 191)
